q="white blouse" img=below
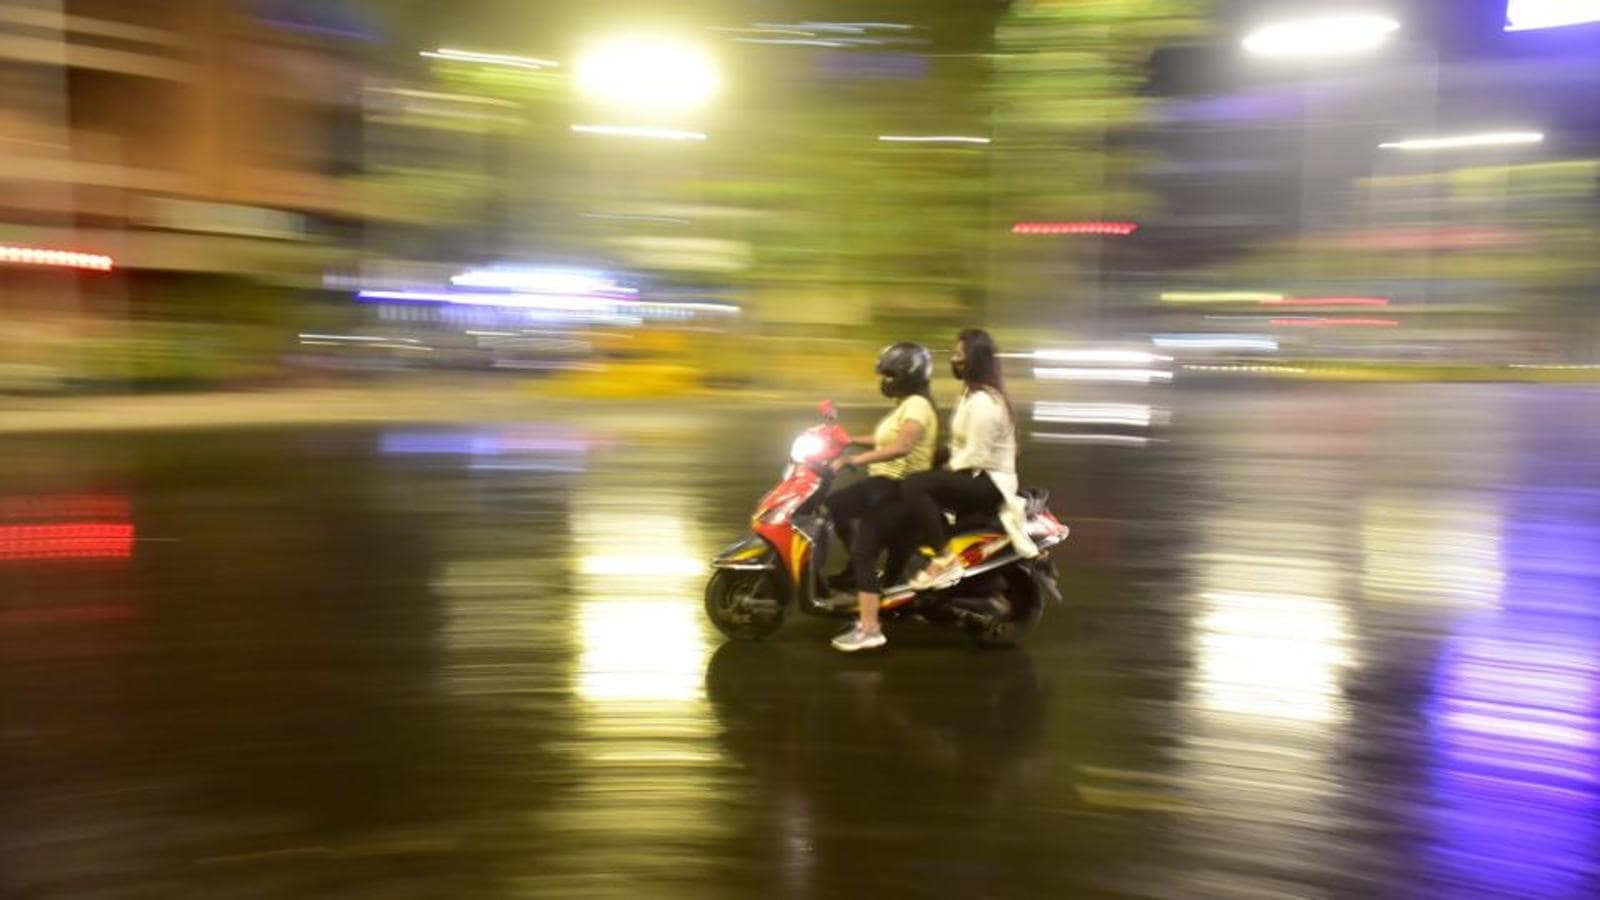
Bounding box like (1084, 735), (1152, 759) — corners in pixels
(949, 389), (1017, 494)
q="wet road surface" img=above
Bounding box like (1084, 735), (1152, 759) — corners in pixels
(3, 384), (1598, 898)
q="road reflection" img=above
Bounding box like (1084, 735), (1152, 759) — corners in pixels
(545, 487), (730, 892)
(1361, 492), (1505, 608)
(1422, 455), (1600, 897)
(704, 640), (1050, 897)
(2, 391), (1599, 897)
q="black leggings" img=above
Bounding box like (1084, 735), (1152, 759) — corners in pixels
(825, 475), (910, 593)
(903, 469), (1003, 554)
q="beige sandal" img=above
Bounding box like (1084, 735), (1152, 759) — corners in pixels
(909, 556), (964, 591)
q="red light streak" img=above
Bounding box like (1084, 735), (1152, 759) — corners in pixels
(1265, 297), (1390, 308)
(0, 523), (134, 561)
(1012, 221), (1139, 236)
(0, 244), (115, 272)
(1270, 318), (1400, 328)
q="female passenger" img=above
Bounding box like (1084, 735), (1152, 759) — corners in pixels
(904, 328), (1037, 592)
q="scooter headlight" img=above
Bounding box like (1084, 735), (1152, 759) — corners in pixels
(790, 432), (828, 463)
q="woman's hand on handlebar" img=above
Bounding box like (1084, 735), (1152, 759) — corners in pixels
(830, 455), (857, 473)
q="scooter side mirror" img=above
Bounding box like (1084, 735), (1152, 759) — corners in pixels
(819, 400), (837, 422)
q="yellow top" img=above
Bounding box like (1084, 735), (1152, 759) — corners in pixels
(868, 394), (938, 480)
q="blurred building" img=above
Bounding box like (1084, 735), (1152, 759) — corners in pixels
(0, 0), (371, 385)
(1131, 2), (1600, 364)
(0, 0), (369, 273)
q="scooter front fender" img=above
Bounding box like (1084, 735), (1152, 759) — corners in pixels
(710, 534), (777, 571)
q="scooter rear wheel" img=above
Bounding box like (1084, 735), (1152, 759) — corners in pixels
(973, 571), (1045, 648)
(705, 569), (788, 640)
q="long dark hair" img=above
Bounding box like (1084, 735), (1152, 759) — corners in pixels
(957, 328), (1015, 432)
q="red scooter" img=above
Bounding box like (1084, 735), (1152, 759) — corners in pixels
(705, 401), (1070, 645)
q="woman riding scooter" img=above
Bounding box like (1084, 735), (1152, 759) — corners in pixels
(825, 342), (939, 652)
(904, 329), (1037, 592)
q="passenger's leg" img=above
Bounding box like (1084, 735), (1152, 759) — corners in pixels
(937, 471), (1005, 522)
(910, 471), (1004, 587)
(901, 470), (953, 554)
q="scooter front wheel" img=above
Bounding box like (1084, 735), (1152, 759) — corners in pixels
(705, 569), (788, 640)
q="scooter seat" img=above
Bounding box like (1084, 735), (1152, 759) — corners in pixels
(945, 488), (1049, 534)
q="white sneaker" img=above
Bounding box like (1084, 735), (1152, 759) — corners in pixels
(831, 625), (887, 652)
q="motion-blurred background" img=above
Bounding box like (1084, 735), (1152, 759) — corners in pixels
(2, 0), (1595, 399)
(6, 4), (1600, 897)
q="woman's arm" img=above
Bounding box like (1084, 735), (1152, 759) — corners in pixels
(834, 420), (925, 470)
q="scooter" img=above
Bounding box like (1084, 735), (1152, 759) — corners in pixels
(705, 401), (1071, 646)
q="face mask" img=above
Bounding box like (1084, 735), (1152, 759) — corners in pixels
(879, 376), (897, 398)
(950, 359), (967, 380)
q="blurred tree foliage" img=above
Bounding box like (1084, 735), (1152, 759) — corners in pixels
(701, 1), (1207, 333)
(355, 1), (1208, 334)
(698, 105), (991, 295)
(1212, 161), (1600, 289)
(994, 0), (1202, 216)
(1196, 159), (1600, 356)
(990, 0), (1206, 326)
(426, 58), (565, 107)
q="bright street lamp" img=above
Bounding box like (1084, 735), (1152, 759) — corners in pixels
(1505, 0), (1600, 32)
(1242, 13), (1400, 58)
(574, 36), (719, 113)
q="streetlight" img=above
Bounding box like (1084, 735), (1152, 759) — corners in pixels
(1505, 0), (1600, 32)
(570, 36), (719, 283)
(573, 36), (719, 113)
(1242, 13), (1400, 58)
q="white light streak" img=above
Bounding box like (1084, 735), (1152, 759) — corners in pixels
(1032, 349), (1171, 365)
(422, 48), (559, 70)
(1032, 433), (1153, 447)
(1243, 14), (1400, 58)
(878, 135), (990, 145)
(1161, 291), (1284, 304)
(1034, 367), (1174, 384)
(1153, 334), (1281, 352)
(1379, 131), (1545, 151)
(1032, 403), (1161, 427)
(572, 124), (708, 141)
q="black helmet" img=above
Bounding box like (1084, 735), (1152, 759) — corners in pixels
(875, 341), (933, 398)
